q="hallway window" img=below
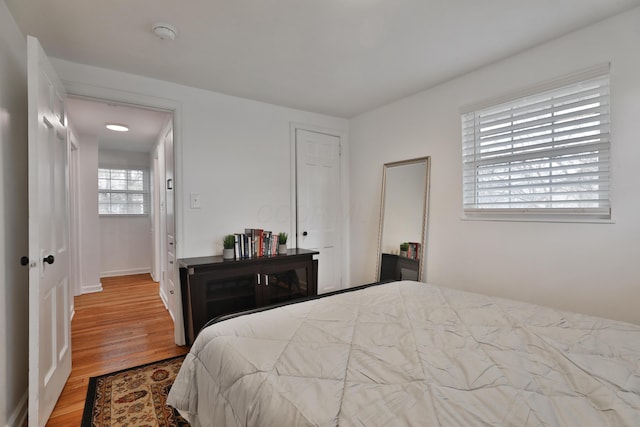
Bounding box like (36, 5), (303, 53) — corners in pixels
(98, 168), (149, 215)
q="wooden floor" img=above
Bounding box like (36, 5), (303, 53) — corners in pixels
(46, 274), (189, 426)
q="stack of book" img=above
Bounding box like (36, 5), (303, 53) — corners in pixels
(405, 242), (421, 260)
(234, 228), (279, 259)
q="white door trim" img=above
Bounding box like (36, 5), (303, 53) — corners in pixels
(151, 153), (161, 283)
(289, 122), (350, 289)
(68, 133), (81, 305)
(60, 81), (184, 262)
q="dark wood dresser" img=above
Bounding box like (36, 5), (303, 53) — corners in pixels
(179, 248), (318, 345)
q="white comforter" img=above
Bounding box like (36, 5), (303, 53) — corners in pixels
(167, 281), (640, 426)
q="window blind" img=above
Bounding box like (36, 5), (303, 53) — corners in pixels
(461, 71), (610, 218)
(98, 168), (149, 215)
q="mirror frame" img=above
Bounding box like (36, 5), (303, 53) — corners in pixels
(376, 156), (431, 282)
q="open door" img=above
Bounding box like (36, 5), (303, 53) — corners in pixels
(27, 35), (71, 427)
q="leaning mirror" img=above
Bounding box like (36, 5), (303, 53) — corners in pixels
(376, 157), (431, 282)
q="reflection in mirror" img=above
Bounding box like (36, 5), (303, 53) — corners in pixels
(376, 157), (430, 282)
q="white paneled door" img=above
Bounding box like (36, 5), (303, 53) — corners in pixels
(27, 36), (71, 427)
(296, 129), (342, 293)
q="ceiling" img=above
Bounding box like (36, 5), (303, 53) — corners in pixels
(6, 0), (640, 119)
(66, 97), (171, 152)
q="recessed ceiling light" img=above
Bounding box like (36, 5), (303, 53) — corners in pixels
(106, 123), (129, 132)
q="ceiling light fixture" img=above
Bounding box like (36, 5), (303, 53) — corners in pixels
(106, 123), (129, 132)
(152, 22), (177, 40)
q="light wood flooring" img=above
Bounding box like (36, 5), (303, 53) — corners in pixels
(46, 274), (189, 426)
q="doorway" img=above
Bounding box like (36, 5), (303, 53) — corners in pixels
(65, 96), (179, 334)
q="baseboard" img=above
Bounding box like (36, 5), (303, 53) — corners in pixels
(159, 288), (169, 310)
(158, 288), (175, 322)
(100, 267), (151, 278)
(5, 391), (27, 427)
(81, 282), (103, 294)
(319, 286), (338, 294)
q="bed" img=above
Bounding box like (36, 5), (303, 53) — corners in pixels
(167, 280), (640, 426)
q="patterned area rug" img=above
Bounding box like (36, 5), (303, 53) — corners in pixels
(82, 355), (190, 427)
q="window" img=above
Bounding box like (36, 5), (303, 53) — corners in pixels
(461, 66), (611, 220)
(98, 168), (149, 215)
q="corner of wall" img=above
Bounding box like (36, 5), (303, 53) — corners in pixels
(81, 282), (103, 294)
(4, 392), (27, 427)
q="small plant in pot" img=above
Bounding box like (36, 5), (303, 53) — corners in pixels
(278, 232), (288, 255)
(400, 242), (409, 257)
(222, 235), (235, 260)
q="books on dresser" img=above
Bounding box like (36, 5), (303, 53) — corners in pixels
(234, 229), (279, 259)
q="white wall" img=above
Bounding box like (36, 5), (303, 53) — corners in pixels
(78, 135), (102, 293)
(100, 216), (152, 277)
(51, 58), (349, 260)
(99, 149), (152, 277)
(350, 8), (640, 325)
(0, 1), (28, 425)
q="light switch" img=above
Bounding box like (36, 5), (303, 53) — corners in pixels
(190, 192), (201, 209)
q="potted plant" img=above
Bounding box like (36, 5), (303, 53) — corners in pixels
(278, 232), (288, 255)
(222, 234), (235, 260)
(400, 242), (409, 258)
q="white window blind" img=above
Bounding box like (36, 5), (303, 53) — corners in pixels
(98, 168), (149, 215)
(462, 70), (610, 219)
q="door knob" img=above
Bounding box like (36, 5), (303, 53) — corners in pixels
(20, 256), (29, 266)
(302, 231), (308, 236)
(43, 255), (55, 265)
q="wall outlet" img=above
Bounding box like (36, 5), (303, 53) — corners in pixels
(190, 192), (201, 209)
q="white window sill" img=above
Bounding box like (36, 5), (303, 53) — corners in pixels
(460, 215), (614, 224)
(99, 214), (149, 218)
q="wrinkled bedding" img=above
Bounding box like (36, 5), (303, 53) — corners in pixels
(167, 281), (640, 426)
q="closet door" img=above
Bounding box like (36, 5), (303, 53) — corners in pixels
(296, 129), (342, 294)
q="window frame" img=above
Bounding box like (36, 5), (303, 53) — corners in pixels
(460, 64), (611, 222)
(98, 167), (150, 216)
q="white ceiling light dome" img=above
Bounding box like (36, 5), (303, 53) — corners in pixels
(105, 123), (129, 132)
(152, 22), (177, 40)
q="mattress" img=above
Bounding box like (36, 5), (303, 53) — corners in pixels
(167, 281), (640, 426)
